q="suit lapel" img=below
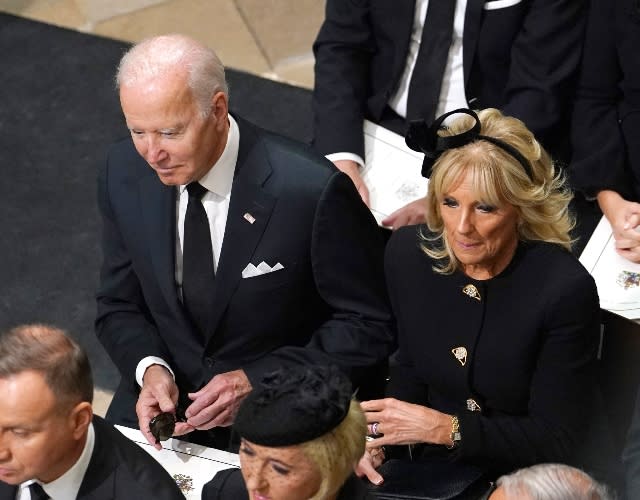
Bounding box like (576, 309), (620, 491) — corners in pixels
(0, 482), (17, 500)
(463, 0), (485, 87)
(138, 175), (185, 320)
(206, 118), (276, 342)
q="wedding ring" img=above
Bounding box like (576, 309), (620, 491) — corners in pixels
(372, 422), (379, 435)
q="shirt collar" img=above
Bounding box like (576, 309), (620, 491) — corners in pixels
(22, 422), (95, 500)
(179, 114), (239, 199)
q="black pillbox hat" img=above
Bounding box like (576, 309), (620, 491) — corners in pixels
(234, 365), (352, 446)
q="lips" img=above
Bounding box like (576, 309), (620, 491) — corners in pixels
(456, 240), (480, 249)
(251, 493), (270, 500)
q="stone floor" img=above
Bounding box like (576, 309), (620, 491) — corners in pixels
(3, 0), (325, 415)
(2, 0), (322, 89)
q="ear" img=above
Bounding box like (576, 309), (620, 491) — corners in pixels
(68, 402), (93, 440)
(210, 91), (229, 127)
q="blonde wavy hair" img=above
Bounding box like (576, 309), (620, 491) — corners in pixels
(423, 108), (574, 274)
(301, 400), (367, 500)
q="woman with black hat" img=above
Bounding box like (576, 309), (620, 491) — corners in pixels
(201, 365), (370, 500)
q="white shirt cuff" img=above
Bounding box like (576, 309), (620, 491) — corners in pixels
(326, 152), (365, 170)
(135, 357), (175, 387)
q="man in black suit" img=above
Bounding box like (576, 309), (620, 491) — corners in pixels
(0, 324), (183, 499)
(96, 34), (392, 450)
(313, 0), (586, 228)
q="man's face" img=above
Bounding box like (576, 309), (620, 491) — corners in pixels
(120, 72), (229, 186)
(0, 371), (86, 484)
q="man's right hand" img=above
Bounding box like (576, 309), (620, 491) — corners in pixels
(334, 159), (370, 207)
(137, 364), (193, 449)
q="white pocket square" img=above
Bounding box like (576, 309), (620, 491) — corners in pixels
(242, 261), (284, 278)
(484, 0), (522, 10)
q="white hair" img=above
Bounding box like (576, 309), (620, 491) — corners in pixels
(496, 464), (612, 500)
(115, 34), (228, 117)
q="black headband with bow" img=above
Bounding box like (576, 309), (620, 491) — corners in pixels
(405, 108), (534, 181)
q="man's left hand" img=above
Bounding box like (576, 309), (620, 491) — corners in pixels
(184, 369), (252, 429)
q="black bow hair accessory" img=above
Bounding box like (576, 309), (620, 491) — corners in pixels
(234, 365), (352, 447)
(405, 108), (534, 181)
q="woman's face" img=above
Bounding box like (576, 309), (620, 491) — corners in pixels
(239, 439), (323, 500)
(439, 170), (519, 279)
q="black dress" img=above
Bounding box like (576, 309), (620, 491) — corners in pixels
(384, 226), (600, 476)
(201, 468), (371, 499)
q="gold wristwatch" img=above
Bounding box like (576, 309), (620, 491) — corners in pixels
(447, 415), (461, 449)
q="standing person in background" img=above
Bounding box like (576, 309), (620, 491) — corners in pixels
(96, 34), (393, 451)
(313, 0), (586, 229)
(570, 0), (640, 263)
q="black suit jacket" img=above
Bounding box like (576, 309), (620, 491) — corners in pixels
(0, 416), (183, 499)
(570, 0), (640, 200)
(96, 116), (393, 426)
(384, 227), (600, 475)
(312, 0), (586, 162)
(201, 468), (371, 500)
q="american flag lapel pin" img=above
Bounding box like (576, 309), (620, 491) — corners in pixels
(243, 212), (256, 224)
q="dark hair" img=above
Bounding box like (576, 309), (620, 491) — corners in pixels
(0, 324), (93, 407)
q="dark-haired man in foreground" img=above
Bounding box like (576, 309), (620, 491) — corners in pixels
(0, 324), (183, 499)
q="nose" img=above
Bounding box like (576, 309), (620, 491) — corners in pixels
(456, 209), (474, 234)
(143, 136), (167, 165)
(0, 438), (10, 462)
(244, 463), (268, 492)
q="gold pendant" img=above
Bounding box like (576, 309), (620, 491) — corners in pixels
(462, 284), (481, 301)
(451, 346), (467, 366)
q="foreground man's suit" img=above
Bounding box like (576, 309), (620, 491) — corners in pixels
(0, 416), (184, 499)
(96, 115), (393, 428)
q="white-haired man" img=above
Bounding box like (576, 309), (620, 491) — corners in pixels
(96, 34), (393, 450)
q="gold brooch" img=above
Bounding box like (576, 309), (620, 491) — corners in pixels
(466, 398), (482, 412)
(462, 284), (481, 301)
(451, 347), (467, 366)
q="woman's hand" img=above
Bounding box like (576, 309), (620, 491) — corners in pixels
(361, 398), (453, 448)
(598, 190), (640, 262)
(355, 446), (386, 485)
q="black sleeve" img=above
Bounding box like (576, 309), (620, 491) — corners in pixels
(312, 0), (373, 158)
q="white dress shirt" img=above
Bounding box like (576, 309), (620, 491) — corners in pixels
(135, 114), (240, 386)
(17, 424), (95, 500)
(328, 0), (468, 167)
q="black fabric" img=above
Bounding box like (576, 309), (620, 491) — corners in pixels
(384, 227), (600, 475)
(182, 182), (216, 337)
(233, 365), (351, 446)
(367, 459), (490, 500)
(28, 483), (49, 500)
(201, 468), (371, 500)
(406, 0), (456, 122)
(96, 115), (394, 443)
(0, 12), (314, 392)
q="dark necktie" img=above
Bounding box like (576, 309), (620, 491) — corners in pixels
(29, 483), (50, 500)
(406, 0), (457, 122)
(182, 182), (215, 337)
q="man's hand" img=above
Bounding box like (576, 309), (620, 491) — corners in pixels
(334, 159), (370, 207)
(381, 197), (428, 230)
(598, 190), (640, 263)
(137, 364), (192, 449)
(184, 369), (252, 430)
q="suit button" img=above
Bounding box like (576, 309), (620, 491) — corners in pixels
(204, 357), (214, 368)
